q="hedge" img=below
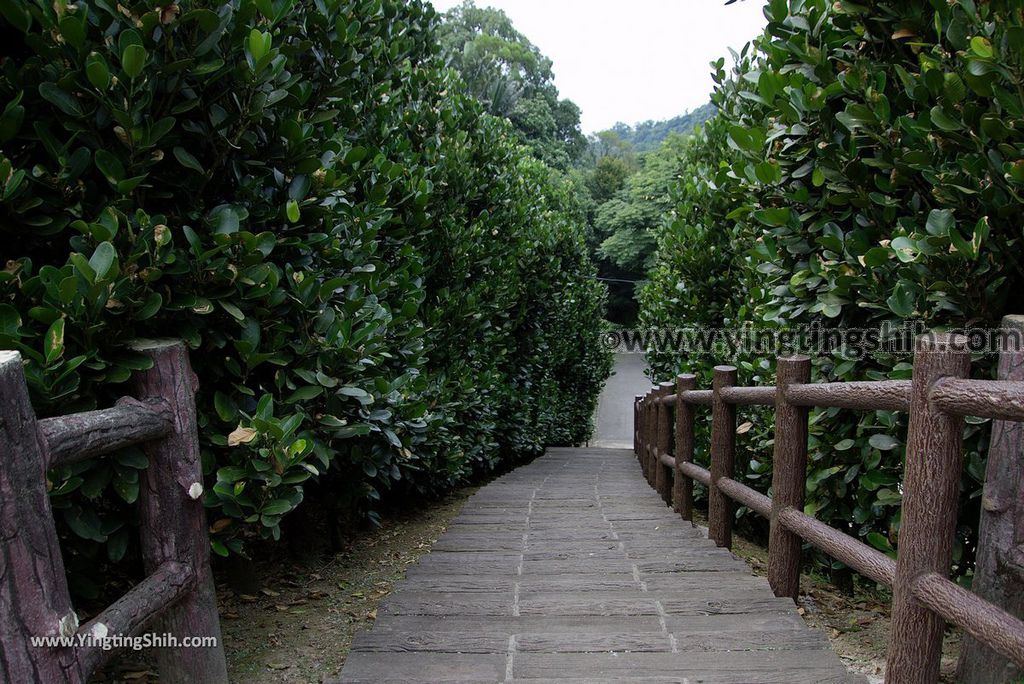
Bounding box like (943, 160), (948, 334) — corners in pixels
(0, 0), (610, 590)
(640, 0), (1023, 574)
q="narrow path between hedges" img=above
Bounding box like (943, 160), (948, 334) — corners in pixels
(334, 447), (862, 683)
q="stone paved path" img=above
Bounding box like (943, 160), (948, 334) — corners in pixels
(336, 448), (861, 683)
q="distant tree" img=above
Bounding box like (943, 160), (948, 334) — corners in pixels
(437, 1), (585, 168)
(595, 134), (688, 273)
(583, 130), (636, 164)
(587, 156), (633, 204)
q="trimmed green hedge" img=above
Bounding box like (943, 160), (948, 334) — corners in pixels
(641, 0), (1023, 574)
(0, 0), (610, 584)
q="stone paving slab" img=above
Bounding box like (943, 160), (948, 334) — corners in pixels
(334, 448), (863, 683)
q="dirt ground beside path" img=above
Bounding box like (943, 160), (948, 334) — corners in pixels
(218, 488), (478, 683)
(92, 487), (476, 683)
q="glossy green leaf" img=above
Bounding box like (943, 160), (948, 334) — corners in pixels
(173, 146), (204, 173)
(39, 82), (83, 117)
(85, 52), (111, 90)
(121, 44), (148, 79)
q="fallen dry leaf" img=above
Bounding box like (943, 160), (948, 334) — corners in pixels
(228, 425), (258, 446)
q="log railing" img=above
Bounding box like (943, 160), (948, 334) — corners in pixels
(634, 330), (1024, 683)
(0, 339), (228, 683)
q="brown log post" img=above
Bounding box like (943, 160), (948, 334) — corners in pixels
(655, 381), (674, 505)
(708, 365), (738, 548)
(767, 355), (811, 601)
(958, 315), (1024, 683)
(673, 373), (697, 520)
(129, 340), (228, 684)
(646, 385), (658, 485)
(633, 395), (642, 456)
(638, 395), (647, 472)
(638, 396), (648, 475)
(637, 396), (645, 471)
(886, 333), (970, 683)
(0, 351), (80, 682)
(652, 385), (666, 496)
(635, 396), (644, 461)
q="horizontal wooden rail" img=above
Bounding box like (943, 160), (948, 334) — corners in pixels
(679, 460), (710, 486)
(633, 327), (1024, 683)
(684, 389), (713, 405)
(656, 389), (713, 406)
(720, 385), (776, 406)
(930, 377), (1024, 422)
(716, 476), (771, 517)
(785, 380), (911, 411)
(76, 561), (196, 675)
(912, 572), (1024, 669)
(658, 387), (775, 406)
(777, 507), (896, 586)
(41, 397), (173, 468)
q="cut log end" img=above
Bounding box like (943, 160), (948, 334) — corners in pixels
(1003, 315), (1024, 328)
(0, 349), (22, 366)
(126, 338), (186, 352)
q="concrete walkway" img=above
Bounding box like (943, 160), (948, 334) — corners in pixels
(591, 353), (650, 449)
(337, 448), (860, 683)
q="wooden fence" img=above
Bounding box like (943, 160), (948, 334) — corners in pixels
(0, 339), (227, 683)
(634, 327), (1024, 684)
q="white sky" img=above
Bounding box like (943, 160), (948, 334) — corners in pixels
(428, 0), (768, 133)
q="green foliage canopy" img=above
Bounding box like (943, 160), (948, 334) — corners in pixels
(640, 0), (1024, 572)
(596, 134), (689, 274)
(436, 0), (586, 169)
(0, 0), (610, 583)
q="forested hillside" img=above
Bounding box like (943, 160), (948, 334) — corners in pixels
(0, 0), (611, 583)
(639, 0), (1024, 575)
(600, 103), (716, 153)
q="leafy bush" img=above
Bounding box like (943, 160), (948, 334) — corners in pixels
(640, 0), (1024, 572)
(0, 0), (609, 579)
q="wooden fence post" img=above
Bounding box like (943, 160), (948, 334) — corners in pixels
(768, 355), (811, 601)
(638, 395), (648, 477)
(130, 340), (228, 684)
(671, 374), (696, 518)
(633, 395), (642, 456)
(708, 365), (738, 548)
(0, 351), (80, 682)
(958, 315), (1024, 683)
(653, 385), (666, 497)
(645, 385), (658, 485)
(673, 373), (697, 520)
(655, 381), (674, 505)
(887, 333), (970, 683)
